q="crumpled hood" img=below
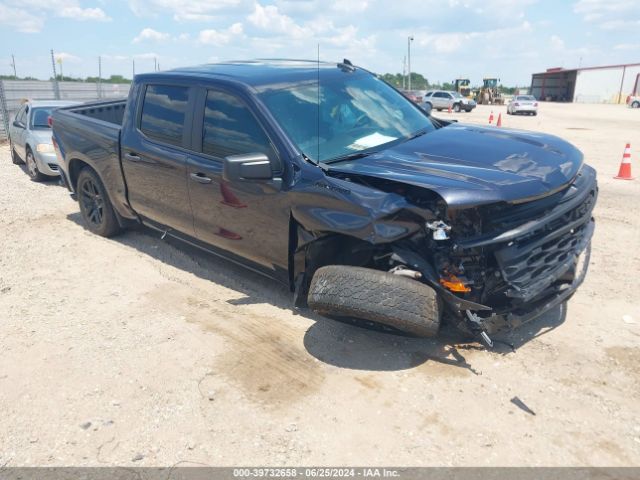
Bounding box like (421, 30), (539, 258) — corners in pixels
(328, 123), (584, 207)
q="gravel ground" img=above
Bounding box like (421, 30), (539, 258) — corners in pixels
(1, 102), (639, 466)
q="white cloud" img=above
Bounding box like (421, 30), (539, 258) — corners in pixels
(0, 4), (44, 33)
(417, 21), (533, 54)
(613, 43), (640, 50)
(133, 27), (171, 43)
(129, 0), (247, 22)
(331, 0), (369, 12)
(0, 1), (110, 32)
(573, 0), (638, 28)
(198, 23), (244, 46)
(59, 6), (110, 21)
(550, 34), (565, 50)
(248, 3), (304, 37)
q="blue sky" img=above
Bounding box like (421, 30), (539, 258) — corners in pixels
(0, 0), (638, 86)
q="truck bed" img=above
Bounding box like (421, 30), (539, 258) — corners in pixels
(52, 99), (132, 222)
(67, 99), (127, 125)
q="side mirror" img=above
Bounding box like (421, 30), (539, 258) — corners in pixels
(223, 153), (277, 182)
(13, 120), (24, 129)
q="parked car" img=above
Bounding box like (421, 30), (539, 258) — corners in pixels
(627, 95), (640, 108)
(507, 95), (538, 115)
(423, 90), (476, 112)
(52, 60), (596, 347)
(400, 90), (423, 104)
(9, 100), (79, 181)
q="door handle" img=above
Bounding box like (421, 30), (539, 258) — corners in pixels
(190, 172), (212, 184)
(124, 152), (141, 162)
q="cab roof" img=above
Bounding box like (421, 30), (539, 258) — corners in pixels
(136, 59), (361, 89)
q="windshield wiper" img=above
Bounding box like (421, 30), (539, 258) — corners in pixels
(324, 150), (378, 164)
(406, 127), (430, 141)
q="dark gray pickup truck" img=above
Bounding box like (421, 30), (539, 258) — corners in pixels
(52, 59), (597, 346)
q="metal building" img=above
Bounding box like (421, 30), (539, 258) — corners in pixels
(530, 62), (640, 103)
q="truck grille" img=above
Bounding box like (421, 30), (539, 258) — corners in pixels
(493, 175), (597, 302)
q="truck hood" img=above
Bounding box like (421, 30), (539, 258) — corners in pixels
(327, 123), (584, 207)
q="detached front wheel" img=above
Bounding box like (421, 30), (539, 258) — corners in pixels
(77, 168), (121, 237)
(308, 265), (441, 337)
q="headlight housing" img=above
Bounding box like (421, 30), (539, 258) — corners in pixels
(36, 143), (54, 153)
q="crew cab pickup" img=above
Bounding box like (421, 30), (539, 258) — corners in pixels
(52, 59), (597, 346)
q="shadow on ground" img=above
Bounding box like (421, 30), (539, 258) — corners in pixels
(67, 212), (569, 374)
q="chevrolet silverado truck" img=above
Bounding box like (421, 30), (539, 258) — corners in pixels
(52, 60), (597, 346)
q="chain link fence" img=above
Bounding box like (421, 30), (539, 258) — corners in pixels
(0, 80), (131, 142)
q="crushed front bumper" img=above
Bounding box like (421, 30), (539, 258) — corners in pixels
(448, 166), (597, 335)
(481, 239), (591, 334)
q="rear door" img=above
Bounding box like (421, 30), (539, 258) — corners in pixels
(185, 86), (289, 277)
(120, 83), (195, 235)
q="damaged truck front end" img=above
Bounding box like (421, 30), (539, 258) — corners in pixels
(295, 160), (596, 346)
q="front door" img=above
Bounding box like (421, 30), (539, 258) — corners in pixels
(120, 83), (195, 236)
(186, 87), (289, 278)
(10, 105), (28, 158)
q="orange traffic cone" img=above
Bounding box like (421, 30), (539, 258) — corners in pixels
(488, 111), (494, 124)
(615, 143), (634, 180)
(496, 113), (502, 127)
(448, 104), (452, 114)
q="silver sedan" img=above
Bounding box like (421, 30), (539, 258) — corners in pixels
(507, 95), (538, 116)
(9, 100), (78, 181)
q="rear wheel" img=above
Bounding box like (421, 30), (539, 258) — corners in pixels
(308, 265), (441, 337)
(453, 103), (461, 112)
(25, 148), (46, 182)
(77, 167), (122, 237)
(632, 101), (639, 108)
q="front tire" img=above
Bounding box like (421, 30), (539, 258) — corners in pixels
(453, 103), (461, 113)
(25, 148), (46, 182)
(308, 265), (441, 337)
(632, 101), (639, 108)
(77, 167), (122, 237)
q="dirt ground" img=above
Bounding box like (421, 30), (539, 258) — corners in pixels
(1, 102), (639, 467)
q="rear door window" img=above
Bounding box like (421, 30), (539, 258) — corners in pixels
(140, 85), (189, 147)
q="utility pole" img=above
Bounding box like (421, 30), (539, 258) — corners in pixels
(132, 59), (135, 78)
(407, 36), (414, 91)
(50, 49), (60, 99)
(154, 57), (157, 71)
(10, 54), (17, 79)
(402, 56), (406, 89)
(98, 56), (102, 98)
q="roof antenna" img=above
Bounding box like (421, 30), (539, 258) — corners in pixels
(317, 43), (320, 163)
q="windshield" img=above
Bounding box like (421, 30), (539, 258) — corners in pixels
(517, 95), (536, 101)
(451, 91), (463, 98)
(30, 108), (53, 129)
(259, 71), (434, 163)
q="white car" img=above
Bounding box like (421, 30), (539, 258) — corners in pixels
(423, 90), (476, 112)
(9, 100), (79, 181)
(507, 95), (538, 116)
